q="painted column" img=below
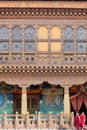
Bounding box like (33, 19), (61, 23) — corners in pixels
(21, 83), (27, 114)
(64, 86), (70, 114)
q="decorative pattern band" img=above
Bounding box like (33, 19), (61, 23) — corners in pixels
(0, 8), (87, 18)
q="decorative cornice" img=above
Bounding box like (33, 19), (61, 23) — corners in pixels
(0, 1), (87, 9)
(0, 65), (87, 73)
(0, 8), (87, 19)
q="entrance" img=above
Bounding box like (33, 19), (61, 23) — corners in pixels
(71, 99), (87, 124)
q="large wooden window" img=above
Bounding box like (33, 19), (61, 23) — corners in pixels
(13, 94), (40, 114)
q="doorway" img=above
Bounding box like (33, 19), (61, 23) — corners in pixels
(71, 102), (87, 124)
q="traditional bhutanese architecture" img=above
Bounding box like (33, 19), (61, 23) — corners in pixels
(0, 0), (87, 125)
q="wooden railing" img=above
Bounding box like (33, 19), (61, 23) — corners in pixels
(0, 112), (74, 129)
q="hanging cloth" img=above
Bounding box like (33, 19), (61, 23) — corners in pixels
(84, 94), (87, 109)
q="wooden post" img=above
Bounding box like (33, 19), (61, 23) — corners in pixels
(21, 82), (27, 114)
(64, 85), (70, 114)
(15, 111), (18, 128)
(4, 112), (7, 128)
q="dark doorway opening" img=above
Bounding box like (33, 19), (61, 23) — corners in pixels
(71, 102), (87, 124)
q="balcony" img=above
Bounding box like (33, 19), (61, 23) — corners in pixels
(0, 112), (74, 129)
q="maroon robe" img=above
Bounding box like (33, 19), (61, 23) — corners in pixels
(80, 113), (86, 128)
(74, 114), (80, 129)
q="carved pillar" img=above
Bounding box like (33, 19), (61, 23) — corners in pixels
(21, 83), (27, 114)
(64, 86), (70, 114)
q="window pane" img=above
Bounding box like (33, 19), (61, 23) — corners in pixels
(63, 26), (73, 40)
(12, 26), (22, 40)
(0, 42), (9, 51)
(12, 42), (22, 52)
(50, 26), (61, 39)
(25, 42), (35, 52)
(77, 42), (86, 52)
(63, 42), (73, 52)
(38, 42), (48, 51)
(51, 42), (61, 52)
(38, 26), (48, 39)
(76, 27), (86, 40)
(0, 26), (9, 40)
(25, 26), (35, 40)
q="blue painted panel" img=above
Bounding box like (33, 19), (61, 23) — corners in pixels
(0, 93), (5, 107)
(40, 95), (64, 114)
(0, 92), (13, 114)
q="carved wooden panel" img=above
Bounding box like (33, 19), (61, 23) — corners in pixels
(13, 94), (21, 114)
(13, 94), (40, 114)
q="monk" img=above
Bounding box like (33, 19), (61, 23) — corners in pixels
(80, 112), (86, 129)
(74, 113), (80, 130)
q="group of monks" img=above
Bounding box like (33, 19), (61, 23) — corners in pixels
(74, 112), (86, 130)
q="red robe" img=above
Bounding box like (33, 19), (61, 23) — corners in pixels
(74, 114), (80, 129)
(80, 113), (86, 128)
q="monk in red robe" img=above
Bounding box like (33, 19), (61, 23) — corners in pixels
(80, 112), (86, 129)
(74, 113), (80, 130)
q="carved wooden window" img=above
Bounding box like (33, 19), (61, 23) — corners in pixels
(24, 26), (35, 52)
(0, 26), (9, 52)
(12, 26), (22, 52)
(76, 27), (86, 52)
(63, 26), (74, 52)
(37, 26), (48, 52)
(50, 26), (61, 52)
